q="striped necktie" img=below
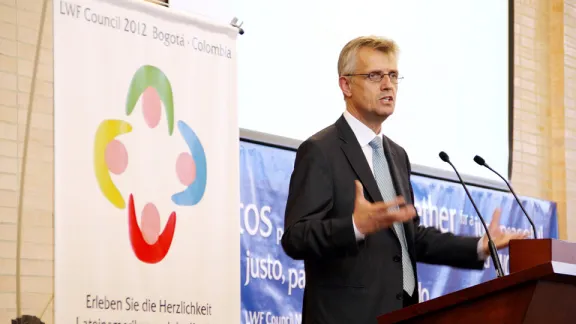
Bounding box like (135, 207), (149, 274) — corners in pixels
(369, 135), (416, 296)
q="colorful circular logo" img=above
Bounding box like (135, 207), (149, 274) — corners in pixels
(93, 65), (207, 264)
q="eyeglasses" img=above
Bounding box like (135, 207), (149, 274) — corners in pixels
(343, 71), (403, 84)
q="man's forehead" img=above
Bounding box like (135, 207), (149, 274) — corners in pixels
(357, 48), (398, 70)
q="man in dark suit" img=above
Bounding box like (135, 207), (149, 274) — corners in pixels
(281, 36), (525, 324)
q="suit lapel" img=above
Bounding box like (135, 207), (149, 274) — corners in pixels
(337, 120), (383, 204)
(382, 136), (415, 250)
(381, 136), (405, 204)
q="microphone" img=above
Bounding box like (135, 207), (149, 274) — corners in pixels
(473, 155), (537, 239)
(439, 151), (505, 277)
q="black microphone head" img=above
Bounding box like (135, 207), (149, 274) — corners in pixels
(439, 151), (450, 163)
(473, 155), (485, 166)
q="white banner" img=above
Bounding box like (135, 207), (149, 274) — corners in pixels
(53, 0), (239, 323)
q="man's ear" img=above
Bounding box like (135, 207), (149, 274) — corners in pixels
(339, 76), (353, 97)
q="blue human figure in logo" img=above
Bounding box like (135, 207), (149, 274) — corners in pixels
(172, 120), (207, 206)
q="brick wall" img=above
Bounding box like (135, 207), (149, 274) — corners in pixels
(0, 0), (574, 321)
(1, 0), (54, 322)
(564, 1), (576, 240)
(512, 0), (576, 240)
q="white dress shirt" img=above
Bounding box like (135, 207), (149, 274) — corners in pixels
(342, 110), (487, 259)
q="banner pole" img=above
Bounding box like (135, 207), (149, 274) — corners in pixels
(15, 0), (50, 317)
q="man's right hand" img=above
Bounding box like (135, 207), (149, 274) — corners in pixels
(352, 180), (417, 236)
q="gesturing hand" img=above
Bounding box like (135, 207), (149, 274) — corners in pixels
(352, 180), (417, 236)
(481, 208), (528, 255)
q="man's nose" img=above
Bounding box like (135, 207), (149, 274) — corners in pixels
(380, 76), (393, 90)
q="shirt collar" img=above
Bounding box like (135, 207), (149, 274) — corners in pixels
(343, 110), (384, 147)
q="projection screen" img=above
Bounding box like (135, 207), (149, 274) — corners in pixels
(171, 0), (513, 185)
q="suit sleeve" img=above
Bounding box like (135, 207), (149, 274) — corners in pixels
(404, 150), (485, 270)
(281, 139), (358, 260)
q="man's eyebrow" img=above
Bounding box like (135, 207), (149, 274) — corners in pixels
(370, 69), (399, 74)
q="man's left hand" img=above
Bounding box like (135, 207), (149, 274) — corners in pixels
(482, 208), (528, 255)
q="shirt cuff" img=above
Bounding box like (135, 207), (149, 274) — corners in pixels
(352, 215), (365, 241)
(477, 237), (488, 260)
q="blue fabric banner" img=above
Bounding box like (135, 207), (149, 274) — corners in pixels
(239, 140), (558, 323)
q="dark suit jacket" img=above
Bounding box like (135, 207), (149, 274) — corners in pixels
(281, 115), (484, 324)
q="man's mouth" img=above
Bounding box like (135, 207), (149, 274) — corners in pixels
(380, 96), (393, 102)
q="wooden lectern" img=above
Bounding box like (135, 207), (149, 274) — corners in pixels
(377, 239), (576, 323)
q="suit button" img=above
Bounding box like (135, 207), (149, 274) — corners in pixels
(393, 255), (401, 262)
(396, 293), (403, 300)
